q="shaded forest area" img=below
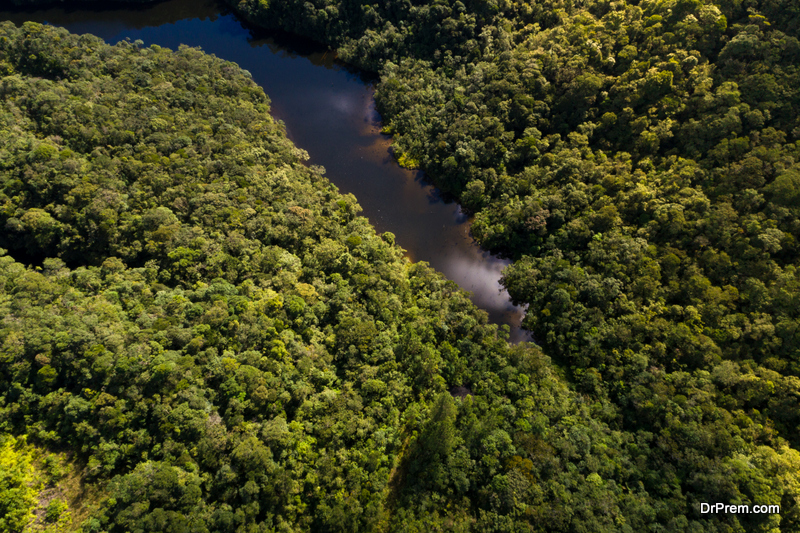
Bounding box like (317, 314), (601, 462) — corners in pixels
(2, 0), (800, 530)
(7, 0), (153, 5)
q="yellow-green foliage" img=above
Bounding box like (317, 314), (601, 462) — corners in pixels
(0, 435), (38, 533)
(0, 435), (78, 533)
(395, 151), (419, 170)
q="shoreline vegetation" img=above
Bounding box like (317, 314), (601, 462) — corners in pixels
(0, 20), (628, 532)
(2, 0), (800, 531)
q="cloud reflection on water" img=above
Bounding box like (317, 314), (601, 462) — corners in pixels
(1, 0), (533, 343)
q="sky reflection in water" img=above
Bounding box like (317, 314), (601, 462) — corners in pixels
(1, 0), (530, 343)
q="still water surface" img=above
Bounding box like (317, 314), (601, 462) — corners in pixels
(1, 0), (529, 342)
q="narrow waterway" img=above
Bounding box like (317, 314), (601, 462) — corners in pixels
(1, 0), (529, 342)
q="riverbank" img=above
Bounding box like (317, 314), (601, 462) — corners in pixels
(0, 0), (529, 341)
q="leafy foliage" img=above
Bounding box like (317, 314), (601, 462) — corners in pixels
(0, 435), (38, 532)
(0, 21), (674, 533)
(219, 0), (800, 529)
(4, 0), (800, 526)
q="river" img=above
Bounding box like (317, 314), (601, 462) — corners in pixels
(1, 0), (529, 343)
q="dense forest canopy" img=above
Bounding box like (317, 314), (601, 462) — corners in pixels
(0, 20), (668, 533)
(218, 0), (800, 526)
(2, 0), (800, 530)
